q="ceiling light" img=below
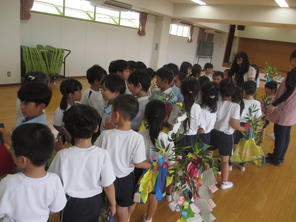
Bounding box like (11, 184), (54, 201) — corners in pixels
(192, 0), (207, 6)
(274, 0), (289, 8)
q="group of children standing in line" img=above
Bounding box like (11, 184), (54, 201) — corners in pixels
(0, 60), (278, 222)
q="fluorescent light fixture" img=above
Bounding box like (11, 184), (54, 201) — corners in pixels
(192, 0), (207, 6)
(274, 0), (289, 7)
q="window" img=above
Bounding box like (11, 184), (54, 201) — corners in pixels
(65, 0), (95, 20)
(95, 7), (120, 25)
(31, 0), (63, 15)
(31, 0), (140, 28)
(169, 24), (190, 38)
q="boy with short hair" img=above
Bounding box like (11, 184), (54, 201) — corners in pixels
(191, 64), (202, 79)
(128, 70), (151, 131)
(95, 95), (150, 222)
(100, 74), (126, 132)
(151, 67), (178, 103)
(241, 80), (262, 123)
(165, 63), (184, 102)
(111, 60), (131, 94)
(16, 82), (52, 127)
(0, 123), (66, 222)
(212, 71), (224, 85)
(81, 65), (107, 115)
(49, 104), (116, 222)
(202, 63), (214, 81)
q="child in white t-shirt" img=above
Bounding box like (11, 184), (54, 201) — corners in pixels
(176, 78), (201, 153)
(128, 70), (151, 131)
(139, 100), (174, 222)
(201, 63), (214, 81)
(109, 60), (132, 95)
(53, 78), (82, 137)
(49, 104), (116, 222)
(81, 65), (107, 116)
(0, 123), (66, 222)
(16, 71), (50, 120)
(198, 82), (218, 145)
(95, 95), (150, 222)
(210, 79), (248, 190)
(241, 81), (262, 123)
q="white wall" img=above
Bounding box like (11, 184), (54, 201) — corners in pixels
(0, 0), (21, 84)
(21, 13), (156, 77)
(166, 27), (199, 67)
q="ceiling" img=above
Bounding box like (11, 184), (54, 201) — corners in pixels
(166, 0), (296, 7)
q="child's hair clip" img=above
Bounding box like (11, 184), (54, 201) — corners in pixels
(27, 75), (36, 81)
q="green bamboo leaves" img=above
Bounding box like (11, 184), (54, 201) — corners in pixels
(21, 45), (65, 77)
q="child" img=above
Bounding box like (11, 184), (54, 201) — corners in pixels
(241, 81), (262, 123)
(81, 65), (107, 115)
(198, 83), (218, 145)
(111, 60), (131, 95)
(128, 60), (137, 73)
(147, 68), (157, 94)
(151, 67), (178, 103)
(128, 70), (151, 131)
(53, 78), (82, 133)
(95, 95), (150, 222)
(15, 82), (52, 128)
(49, 104), (116, 222)
(176, 78), (201, 151)
(174, 72), (187, 89)
(180, 62), (192, 76)
(202, 63), (214, 81)
(0, 123), (66, 221)
(223, 69), (230, 79)
(210, 79), (248, 190)
(100, 74), (126, 132)
(16, 71), (50, 119)
(191, 64), (202, 79)
(212, 71), (224, 85)
(139, 100), (174, 222)
(165, 63), (183, 103)
(262, 80), (278, 117)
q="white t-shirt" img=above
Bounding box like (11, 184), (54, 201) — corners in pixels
(139, 129), (174, 162)
(199, 107), (217, 134)
(0, 172), (66, 222)
(214, 100), (241, 135)
(53, 104), (71, 127)
(243, 66), (257, 82)
(180, 103), (201, 135)
(132, 96), (149, 131)
(241, 99), (262, 123)
(49, 146), (115, 198)
(80, 88), (106, 116)
(95, 129), (147, 178)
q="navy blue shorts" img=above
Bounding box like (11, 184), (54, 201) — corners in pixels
(114, 172), (135, 207)
(210, 129), (234, 156)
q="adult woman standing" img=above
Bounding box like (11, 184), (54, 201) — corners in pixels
(230, 52), (256, 87)
(266, 50), (296, 165)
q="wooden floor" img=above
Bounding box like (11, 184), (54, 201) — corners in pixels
(1, 78), (296, 222)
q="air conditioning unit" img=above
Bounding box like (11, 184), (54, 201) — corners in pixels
(89, 0), (132, 10)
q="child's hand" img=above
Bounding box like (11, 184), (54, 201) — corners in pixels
(266, 104), (275, 115)
(109, 204), (116, 216)
(104, 119), (115, 130)
(198, 127), (205, 134)
(55, 136), (68, 151)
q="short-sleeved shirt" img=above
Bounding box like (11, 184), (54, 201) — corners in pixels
(100, 104), (112, 132)
(95, 129), (147, 178)
(53, 104), (71, 127)
(243, 66), (257, 82)
(241, 99), (262, 123)
(214, 100), (240, 135)
(132, 96), (149, 131)
(15, 113), (47, 128)
(49, 146), (115, 198)
(199, 107), (217, 134)
(139, 129), (174, 162)
(0, 172), (66, 222)
(80, 88), (106, 116)
(180, 103), (201, 135)
(172, 85), (184, 103)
